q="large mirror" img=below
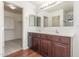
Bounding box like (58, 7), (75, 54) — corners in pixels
(43, 1), (73, 27)
(29, 15), (41, 27)
(52, 16), (60, 27)
(37, 16), (41, 26)
(63, 10), (73, 26)
(43, 16), (60, 27)
(44, 16), (48, 27)
(29, 15), (35, 26)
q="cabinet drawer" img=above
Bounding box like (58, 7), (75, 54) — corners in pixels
(32, 33), (36, 37)
(47, 35), (53, 39)
(47, 35), (60, 42)
(40, 34), (46, 39)
(53, 35), (60, 42)
(36, 34), (41, 38)
(60, 36), (71, 44)
(32, 33), (40, 38)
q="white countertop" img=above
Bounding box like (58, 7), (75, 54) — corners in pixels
(28, 31), (75, 37)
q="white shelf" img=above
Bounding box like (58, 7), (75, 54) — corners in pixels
(4, 28), (15, 30)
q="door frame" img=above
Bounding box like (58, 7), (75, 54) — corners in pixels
(4, 1), (23, 56)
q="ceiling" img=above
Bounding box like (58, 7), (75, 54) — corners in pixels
(30, 1), (56, 7)
(44, 1), (73, 13)
(4, 1), (73, 14)
(30, 1), (44, 6)
(4, 2), (22, 14)
(30, 1), (73, 13)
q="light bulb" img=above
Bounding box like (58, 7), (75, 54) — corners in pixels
(7, 4), (16, 10)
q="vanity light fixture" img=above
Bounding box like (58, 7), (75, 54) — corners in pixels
(40, 1), (63, 10)
(40, 1), (57, 9)
(7, 4), (16, 10)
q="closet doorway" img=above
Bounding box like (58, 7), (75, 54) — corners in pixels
(4, 2), (23, 56)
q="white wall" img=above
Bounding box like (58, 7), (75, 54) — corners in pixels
(0, 2), (4, 56)
(23, 2), (37, 50)
(72, 1), (79, 57)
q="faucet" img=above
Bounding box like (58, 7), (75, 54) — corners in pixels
(56, 29), (59, 34)
(38, 29), (40, 32)
(38, 28), (41, 32)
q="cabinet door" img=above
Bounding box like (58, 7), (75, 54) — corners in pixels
(51, 42), (54, 57)
(36, 38), (41, 53)
(40, 39), (51, 56)
(28, 33), (32, 48)
(54, 42), (70, 57)
(32, 38), (38, 51)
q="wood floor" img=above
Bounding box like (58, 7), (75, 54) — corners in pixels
(6, 49), (42, 57)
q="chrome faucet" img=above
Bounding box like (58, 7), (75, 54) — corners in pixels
(56, 29), (59, 33)
(38, 29), (41, 32)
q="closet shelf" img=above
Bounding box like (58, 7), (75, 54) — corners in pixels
(4, 28), (15, 30)
(4, 15), (15, 18)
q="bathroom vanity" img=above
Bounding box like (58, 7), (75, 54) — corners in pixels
(28, 2), (73, 57)
(28, 32), (71, 57)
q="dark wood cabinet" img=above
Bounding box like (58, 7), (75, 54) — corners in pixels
(32, 38), (38, 50)
(40, 39), (51, 56)
(28, 32), (71, 57)
(53, 42), (70, 57)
